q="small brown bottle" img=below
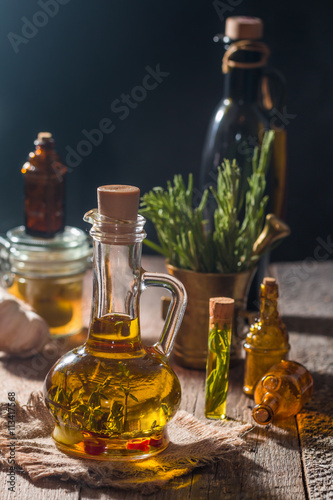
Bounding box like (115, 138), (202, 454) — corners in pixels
(22, 132), (67, 237)
(243, 277), (290, 397)
(252, 360), (313, 425)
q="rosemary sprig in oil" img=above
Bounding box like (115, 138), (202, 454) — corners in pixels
(47, 361), (140, 437)
(205, 322), (231, 416)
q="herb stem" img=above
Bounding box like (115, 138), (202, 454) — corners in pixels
(140, 131), (275, 273)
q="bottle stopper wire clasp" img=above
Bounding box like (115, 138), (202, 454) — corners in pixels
(222, 40), (270, 74)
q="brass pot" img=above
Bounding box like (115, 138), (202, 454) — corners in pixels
(164, 264), (256, 370)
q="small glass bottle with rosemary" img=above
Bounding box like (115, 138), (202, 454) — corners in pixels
(205, 297), (234, 419)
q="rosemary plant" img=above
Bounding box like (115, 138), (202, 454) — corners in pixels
(140, 131), (275, 274)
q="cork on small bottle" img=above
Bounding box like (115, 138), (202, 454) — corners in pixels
(37, 132), (53, 141)
(225, 16), (263, 41)
(97, 185), (140, 221)
(262, 277), (278, 298)
(209, 297), (235, 322)
(263, 277), (278, 290)
(253, 406), (272, 424)
(36, 132), (54, 145)
(263, 277), (276, 286)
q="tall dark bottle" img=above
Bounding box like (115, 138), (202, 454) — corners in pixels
(200, 16), (287, 309)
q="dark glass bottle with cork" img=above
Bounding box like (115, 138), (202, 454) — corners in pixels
(22, 132), (67, 238)
(200, 17), (287, 310)
(0, 132), (91, 338)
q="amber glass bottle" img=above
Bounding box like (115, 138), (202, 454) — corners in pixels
(253, 360), (313, 425)
(22, 132), (67, 237)
(243, 277), (290, 397)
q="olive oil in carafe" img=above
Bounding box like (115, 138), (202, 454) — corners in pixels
(44, 314), (181, 459)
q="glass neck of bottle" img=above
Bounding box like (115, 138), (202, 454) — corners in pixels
(253, 393), (280, 424)
(91, 238), (142, 322)
(84, 210), (146, 349)
(36, 143), (55, 160)
(260, 296), (279, 321)
(223, 67), (261, 102)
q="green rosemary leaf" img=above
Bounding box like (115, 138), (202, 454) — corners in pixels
(143, 239), (166, 256)
(140, 131), (275, 273)
(98, 393), (109, 400)
(161, 403), (169, 415)
(119, 383), (127, 394)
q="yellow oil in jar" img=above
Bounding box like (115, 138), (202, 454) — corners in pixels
(8, 274), (84, 336)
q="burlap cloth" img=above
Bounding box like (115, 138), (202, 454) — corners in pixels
(0, 392), (251, 495)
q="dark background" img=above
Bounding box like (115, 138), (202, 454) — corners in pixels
(0, 0), (332, 262)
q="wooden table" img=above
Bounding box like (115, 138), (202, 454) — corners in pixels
(0, 257), (332, 499)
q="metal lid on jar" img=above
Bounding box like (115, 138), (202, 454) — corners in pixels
(5, 226), (92, 278)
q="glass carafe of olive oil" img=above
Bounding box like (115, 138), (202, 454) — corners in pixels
(43, 185), (187, 460)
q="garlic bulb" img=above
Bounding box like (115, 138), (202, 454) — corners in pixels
(0, 289), (50, 358)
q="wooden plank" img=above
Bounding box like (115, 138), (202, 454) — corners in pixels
(0, 474), (79, 500)
(80, 479), (195, 500)
(189, 358), (306, 500)
(186, 327), (315, 500)
(294, 333), (333, 500)
(273, 261), (333, 499)
(270, 261), (333, 321)
(82, 293), (330, 500)
(1, 259), (332, 499)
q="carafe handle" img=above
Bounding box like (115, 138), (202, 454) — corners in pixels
(141, 271), (187, 357)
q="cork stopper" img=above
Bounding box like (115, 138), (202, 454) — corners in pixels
(263, 277), (276, 286)
(209, 297), (235, 322)
(36, 132), (54, 145)
(225, 16), (263, 41)
(263, 277), (278, 290)
(97, 185), (140, 221)
(38, 131), (52, 140)
(252, 406), (272, 425)
(261, 277), (278, 298)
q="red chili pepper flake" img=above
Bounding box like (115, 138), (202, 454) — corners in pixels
(149, 437), (163, 448)
(126, 438), (150, 451)
(84, 438), (106, 456)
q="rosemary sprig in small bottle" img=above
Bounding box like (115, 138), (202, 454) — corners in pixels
(205, 297), (235, 419)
